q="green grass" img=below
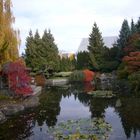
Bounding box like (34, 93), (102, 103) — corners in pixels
(0, 94), (10, 100)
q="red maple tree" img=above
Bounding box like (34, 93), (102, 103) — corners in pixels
(123, 51), (140, 73)
(124, 33), (140, 55)
(2, 60), (33, 95)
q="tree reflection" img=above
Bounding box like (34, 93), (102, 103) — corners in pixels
(1, 82), (140, 140)
(0, 114), (35, 140)
(89, 98), (115, 118)
(36, 87), (62, 127)
(115, 97), (140, 138)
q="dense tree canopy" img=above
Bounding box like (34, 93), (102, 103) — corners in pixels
(25, 29), (60, 72)
(76, 51), (92, 70)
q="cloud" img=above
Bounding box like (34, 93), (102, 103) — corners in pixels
(12, 0), (140, 54)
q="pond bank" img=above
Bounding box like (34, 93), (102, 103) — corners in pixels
(0, 86), (42, 123)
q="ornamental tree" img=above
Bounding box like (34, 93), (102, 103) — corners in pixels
(0, 0), (20, 68)
(123, 51), (140, 73)
(2, 60), (33, 96)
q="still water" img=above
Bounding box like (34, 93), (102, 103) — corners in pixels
(0, 83), (140, 140)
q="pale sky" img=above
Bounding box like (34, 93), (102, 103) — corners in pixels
(12, 0), (140, 54)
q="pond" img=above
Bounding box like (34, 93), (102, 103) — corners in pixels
(0, 82), (140, 140)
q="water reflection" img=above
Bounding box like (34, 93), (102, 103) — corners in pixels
(0, 113), (35, 140)
(115, 98), (140, 139)
(0, 82), (140, 140)
(36, 88), (62, 127)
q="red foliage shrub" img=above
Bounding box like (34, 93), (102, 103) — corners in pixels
(35, 74), (46, 86)
(123, 51), (140, 73)
(124, 33), (140, 54)
(83, 69), (95, 82)
(2, 61), (33, 95)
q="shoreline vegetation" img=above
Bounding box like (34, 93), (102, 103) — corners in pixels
(0, 0), (140, 139)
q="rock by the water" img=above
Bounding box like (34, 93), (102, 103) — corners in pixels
(1, 104), (24, 116)
(116, 99), (122, 107)
(23, 96), (39, 108)
(100, 73), (107, 81)
(0, 111), (6, 123)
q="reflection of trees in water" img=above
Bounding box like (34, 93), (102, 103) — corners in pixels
(89, 98), (115, 118)
(76, 92), (91, 106)
(1, 83), (140, 139)
(36, 87), (62, 127)
(0, 114), (35, 140)
(115, 98), (140, 138)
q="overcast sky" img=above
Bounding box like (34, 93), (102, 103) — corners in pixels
(12, 0), (140, 54)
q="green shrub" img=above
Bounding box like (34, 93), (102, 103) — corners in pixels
(117, 63), (129, 79)
(0, 94), (10, 100)
(117, 69), (129, 79)
(128, 71), (140, 92)
(69, 70), (85, 82)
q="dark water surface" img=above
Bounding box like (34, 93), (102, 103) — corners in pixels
(0, 83), (140, 140)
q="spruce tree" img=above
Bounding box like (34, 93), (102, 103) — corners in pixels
(25, 30), (42, 71)
(25, 29), (60, 72)
(130, 19), (137, 35)
(25, 30), (34, 68)
(42, 29), (60, 71)
(76, 51), (92, 70)
(136, 17), (140, 33)
(88, 22), (104, 70)
(117, 19), (130, 58)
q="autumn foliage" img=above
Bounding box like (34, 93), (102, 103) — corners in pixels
(124, 33), (140, 55)
(35, 74), (46, 86)
(83, 69), (95, 82)
(123, 51), (140, 73)
(2, 60), (33, 95)
(0, 0), (20, 68)
(84, 82), (95, 92)
(69, 69), (95, 82)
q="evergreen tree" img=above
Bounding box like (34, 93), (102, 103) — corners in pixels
(25, 30), (39, 71)
(130, 19), (137, 34)
(25, 29), (60, 73)
(42, 29), (60, 71)
(117, 19), (130, 59)
(76, 51), (92, 70)
(136, 17), (140, 33)
(88, 22), (104, 70)
(60, 57), (72, 72)
(101, 46), (120, 72)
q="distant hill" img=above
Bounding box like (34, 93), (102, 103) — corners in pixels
(77, 36), (118, 53)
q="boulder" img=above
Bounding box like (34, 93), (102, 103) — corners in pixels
(23, 96), (39, 108)
(2, 104), (24, 116)
(116, 99), (122, 107)
(0, 111), (6, 123)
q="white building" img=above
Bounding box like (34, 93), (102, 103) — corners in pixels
(77, 36), (118, 53)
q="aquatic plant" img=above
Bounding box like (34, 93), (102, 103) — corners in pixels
(47, 118), (112, 140)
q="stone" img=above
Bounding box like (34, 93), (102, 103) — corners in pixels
(0, 111), (6, 123)
(23, 96), (39, 108)
(116, 99), (122, 107)
(2, 104), (24, 116)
